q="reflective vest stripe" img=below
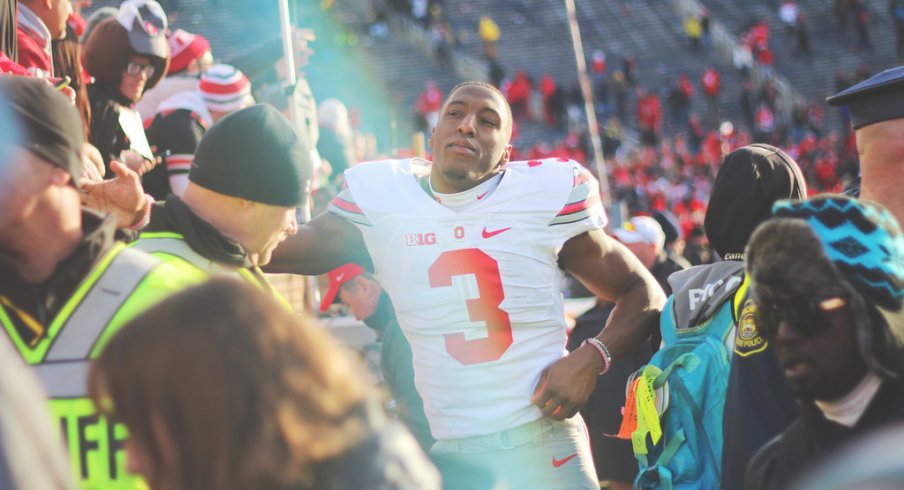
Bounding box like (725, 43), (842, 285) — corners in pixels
(34, 360), (90, 399)
(132, 233), (238, 275)
(45, 248), (159, 362)
(134, 233), (292, 310)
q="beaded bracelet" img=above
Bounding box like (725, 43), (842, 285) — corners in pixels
(581, 337), (612, 375)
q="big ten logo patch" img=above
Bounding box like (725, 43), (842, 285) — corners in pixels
(50, 398), (138, 485)
(405, 232), (437, 246)
(405, 226), (468, 246)
(734, 298), (768, 357)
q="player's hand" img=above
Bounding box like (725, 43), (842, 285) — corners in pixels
(80, 160), (146, 229)
(530, 345), (602, 420)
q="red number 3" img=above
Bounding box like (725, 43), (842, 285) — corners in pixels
(428, 249), (513, 365)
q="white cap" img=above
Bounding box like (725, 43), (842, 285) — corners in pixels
(613, 216), (666, 248)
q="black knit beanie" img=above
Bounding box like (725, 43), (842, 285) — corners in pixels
(705, 144), (806, 260)
(190, 104), (311, 207)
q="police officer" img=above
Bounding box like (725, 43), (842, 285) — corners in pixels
(827, 65), (904, 225)
(0, 77), (205, 488)
(133, 104), (311, 301)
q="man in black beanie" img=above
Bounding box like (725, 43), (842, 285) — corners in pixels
(134, 103), (311, 300)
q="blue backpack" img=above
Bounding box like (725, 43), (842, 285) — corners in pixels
(619, 261), (745, 490)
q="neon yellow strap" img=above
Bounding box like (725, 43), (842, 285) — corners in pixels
(0, 243), (128, 364)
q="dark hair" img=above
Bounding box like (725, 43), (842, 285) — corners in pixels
(89, 278), (374, 490)
(83, 18), (167, 97)
(52, 25), (90, 141)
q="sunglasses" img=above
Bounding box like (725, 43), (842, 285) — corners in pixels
(125, 61), (156, 78)
(753, 293), (850, 338)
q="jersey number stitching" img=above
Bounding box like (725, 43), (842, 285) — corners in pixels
(428, 248), (513, 365)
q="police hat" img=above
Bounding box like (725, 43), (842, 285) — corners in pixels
(826, 65), (904, 129)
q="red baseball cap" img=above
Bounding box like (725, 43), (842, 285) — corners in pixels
(319, 263), (366, 312)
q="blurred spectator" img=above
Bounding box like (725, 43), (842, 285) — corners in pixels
(0, 76), (204, 489)
(622, 54), (638, 86)
(320, 264), (435, 451)
(317, 98), (358, 186)
(835, 0), (849, 37)
(613, 70), (629, 121)
(682, 224), (713, 265)
(613, 215), (689, 296)
(685, 14), (702, 52)
(137, 28), (212, 121)
(89, 278), (442, 490)
(779, 1), (799, 33)
(636, 88), (663, 147)
(0, 75), (72, 490)
(478, 15), (499, 60)
(52, 25), (90, 140)
(506, 70), (532, 120)
(566, 296), (650, 490)
(852, 0), (871, 50)
(143, 64), (254, 199)
(701, 10), (712, 51)
(66, 0), (91, 38)
(717, 144), (807, 490)
(733, 43), (754, 79)
(539, 73), (556, 126)
(668, 73), (693, 128)
(17, 0), (73, 77)
(414, 80), (442, 133)
(795, 14), (812, 58)
(83, 0), (169, 175)
(430, 20), (452, 67)
(701, 65), (722, 127)
(892, 0), (904, 61)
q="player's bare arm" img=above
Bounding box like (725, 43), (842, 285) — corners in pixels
(264, 210), (372, 276)
(531, 229), (665, 420)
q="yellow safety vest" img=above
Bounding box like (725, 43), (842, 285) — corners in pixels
(132, 232), (291, 309)
(0, 243), (206, 489)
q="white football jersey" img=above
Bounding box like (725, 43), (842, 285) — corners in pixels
(329, 158), (607, 439)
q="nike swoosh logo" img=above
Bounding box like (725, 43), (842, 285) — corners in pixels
(552, 453), (578, 467)
(482, 226), (511, 239)
(477, 191), (488, 200)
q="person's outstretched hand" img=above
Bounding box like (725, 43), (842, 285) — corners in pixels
(81, 160), (149, 229)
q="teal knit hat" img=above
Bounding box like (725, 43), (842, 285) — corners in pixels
(771, 195), (904, 378)
(772, 195), (904, 312)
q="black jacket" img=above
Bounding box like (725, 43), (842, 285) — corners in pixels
(0, 210), (117, 342)
(364, 293), (434, 451)
(145, 195), (251, 268)
(744, 376), (904, 490)
(87, 83), (133, 175)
